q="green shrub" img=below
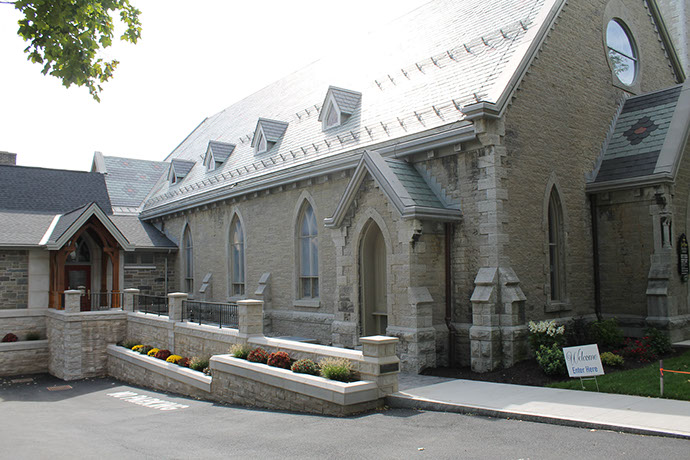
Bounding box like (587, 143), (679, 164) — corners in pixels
(528, 320), (565, 351)
(319, 357), (353, 382)
(600, 352), (624, 367)
(247, 348), (269, 364)
(535, 344), (567, 377)
(267, 351), (291, 369)
(25, 331), (41, 341)
(121, 338), (139, 349)
(589, 318), (623, 349)
(190, 357), (209, 372)
(565, 317), (590, 346)
(291, 359), (319, 376)
(137, 345), (153, 355)
(229, 343), (252, 359)
(644, 327), (673, 356)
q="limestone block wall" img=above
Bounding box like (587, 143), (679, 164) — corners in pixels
(502, 0), (679, 322)
(156, 174), (350, 344)
(127, 313), (173, 349)
(656, 0), (690, 74)
(47, 310), (127, 380)
(670, 141), (690, 323)
(0, 250), (28, 310)
(0, 309), (47, 339)
(0, 340), (49, 376)
(595, 189), (655, 323)
(124, 252), (175, 296)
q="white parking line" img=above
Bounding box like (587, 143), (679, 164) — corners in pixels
(107, 391), (190, 411)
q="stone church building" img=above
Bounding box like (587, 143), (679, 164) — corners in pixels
(1, 0), (689, 373)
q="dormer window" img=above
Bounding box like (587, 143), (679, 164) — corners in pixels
(251, 118), (288, 155)
(168, 159), (195, 185)
(204, 141), (236, 171)
(256, 130), (267, 154)
(318, 86), (362, 131)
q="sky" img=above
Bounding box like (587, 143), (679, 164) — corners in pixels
(0, 0), (428, 171)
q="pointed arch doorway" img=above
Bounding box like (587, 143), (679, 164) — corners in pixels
(360, 220), (388, 336)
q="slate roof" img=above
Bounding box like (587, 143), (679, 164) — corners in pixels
(592, 84), (687, 186)
(208, 141), (236, 163)
(110, 216), (177, 249)
(0, 165), (112, 214)
(144, 0), (562, 214)
(102, 156), (168, 208)
(385, 160), (445, 208)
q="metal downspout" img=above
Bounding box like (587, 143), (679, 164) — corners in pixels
(590, 195), (603, 321)
(445, 222), (457, 366)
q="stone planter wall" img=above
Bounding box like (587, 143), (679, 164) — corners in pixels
(0, 340), (48, 377)
(211, 355), (381, 416)
(47, 309), (127, 381)
(107, 345), (211, 399)
(0, 309), (47, 340)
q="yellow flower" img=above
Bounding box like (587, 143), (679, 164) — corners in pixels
(147, 348), (160, 357)
(132, 345), (144, 352)
(166, 355), (183, 364)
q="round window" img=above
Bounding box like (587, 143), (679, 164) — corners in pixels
(606, 19), (637, 86)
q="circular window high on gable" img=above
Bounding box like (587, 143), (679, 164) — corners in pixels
(606, 19), (637, 86)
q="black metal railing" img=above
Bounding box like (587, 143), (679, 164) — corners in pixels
(90, 292), (122, 310)
(134, 294), (169, 316)
(183, 300), (238, 328)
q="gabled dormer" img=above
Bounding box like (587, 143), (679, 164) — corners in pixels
(168, 159), (195, 185)
(251, 118), (289, 154)
(318, 86), (362, 130)
(204, 140), (236, 172)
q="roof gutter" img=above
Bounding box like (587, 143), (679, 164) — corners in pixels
(140, 124), (476, 220)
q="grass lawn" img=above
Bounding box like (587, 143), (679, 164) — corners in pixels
(548, 350), (690, 400)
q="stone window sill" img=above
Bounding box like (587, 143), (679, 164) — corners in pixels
(293, 299), (320, 308)
(124, 265), (156, 270)
(545, 300), (571, 313)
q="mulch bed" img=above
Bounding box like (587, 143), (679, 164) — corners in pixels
(421, 347), (688, 387)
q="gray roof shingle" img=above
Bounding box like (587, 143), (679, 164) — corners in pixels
(110, 216), (177, 249)
(385, 160), (445, 208)
(0, 211), (56, 247)
(0, 165), (112, 214)
(171, 159), (195, 179)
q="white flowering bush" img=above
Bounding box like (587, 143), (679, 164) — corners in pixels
(528, 320), (565, 351)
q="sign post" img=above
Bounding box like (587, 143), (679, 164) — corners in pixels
(563, 344), (604, 391)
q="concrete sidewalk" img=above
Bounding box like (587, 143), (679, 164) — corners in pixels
(388, 375), (690, 439)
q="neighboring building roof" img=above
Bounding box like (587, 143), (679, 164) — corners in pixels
(589, 82), (690, 190)
(207, 141), (236, 163)
(99, 155), (168, 208)
(325, 150), (461, 227)
(110, 216), (177, 249)
(0, 211), (56, 247)
(0, 165), (112, 214)
(144, 0), (565, 216)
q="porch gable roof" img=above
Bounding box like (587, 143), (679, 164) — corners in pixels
(44, 202), (133, 251)
(324, 149), (461, 228)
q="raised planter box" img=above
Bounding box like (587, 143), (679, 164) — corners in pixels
(0, 340), (49, 377)
(210, 355), (382, 415)
(107, 345), (211, 398)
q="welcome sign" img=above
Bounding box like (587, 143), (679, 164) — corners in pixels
(563, 344), (604, 378)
